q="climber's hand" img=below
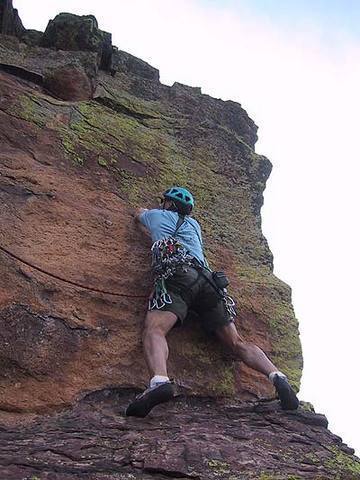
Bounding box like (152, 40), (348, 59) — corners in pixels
(133, 208), (151, 238)
(133, 208), (148, 221)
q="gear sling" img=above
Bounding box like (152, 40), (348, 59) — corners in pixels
(149, 213), (236, 319)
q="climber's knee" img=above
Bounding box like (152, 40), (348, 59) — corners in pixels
(215, 322), (246, 355)
(143, 310), (178, 341)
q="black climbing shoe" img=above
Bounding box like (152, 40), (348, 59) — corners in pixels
(273, 374), (299, 411)
(125, 382), (176, 418)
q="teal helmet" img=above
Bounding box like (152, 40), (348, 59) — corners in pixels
(163, 186), (194, 212)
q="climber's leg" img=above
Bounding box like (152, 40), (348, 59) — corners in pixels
(125, 311), (178, 418)
(143, 310), (178, 378)
(215, 322), (277, 375)
(216, 322), (299, 410)
(126, 269), (196, 417)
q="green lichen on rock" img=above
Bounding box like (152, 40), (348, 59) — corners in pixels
(257, 473), (301, 480)
(64, 100), (164, 183)
(95, 84), (165, 118)
(268, 299), (302, 391)
(61, 134), (84, 165)
(13, 93), (48, 127)
(257, 474), (302, 480)
(324, 447), (360, 478)
(207, 459), (231, 475)
(97, 157), (108, 167)
(258, 474), (280, 480)
(211, 364), (236, 396)
(176, 331), (235, 396)
(299, 400), (315, 413)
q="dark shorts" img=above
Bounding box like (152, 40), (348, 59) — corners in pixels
(150, 265), (234, 333)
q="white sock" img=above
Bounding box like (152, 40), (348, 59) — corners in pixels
(150, 375), (169, 388)
(269, 371), (287, 384)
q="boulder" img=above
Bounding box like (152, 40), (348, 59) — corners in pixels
(44, 63), (94, 101)
(41, 12), (112, 71)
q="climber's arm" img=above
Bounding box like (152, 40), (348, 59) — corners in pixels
(134, 208), (151, 238)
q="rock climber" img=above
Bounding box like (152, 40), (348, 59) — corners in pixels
(125, 187), (299, 417)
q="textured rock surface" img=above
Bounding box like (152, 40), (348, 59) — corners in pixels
(0, 0), (25, 38)
(44, 64), (94, 100)
(0, 8), (358, 478)
(0, 33), (99, 84)
(0, 391), (359, 480)
(0, 62), (286, 411)
(0, 57), (301, 410)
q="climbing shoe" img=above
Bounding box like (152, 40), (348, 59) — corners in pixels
(125, 381), (176, 418)
(273, 374), (299, 411)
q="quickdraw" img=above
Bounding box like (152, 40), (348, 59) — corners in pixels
(223, 290), (237, 319)
(149, 276), (172, 310)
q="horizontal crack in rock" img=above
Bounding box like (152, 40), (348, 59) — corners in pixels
(0, 63), (44, 85)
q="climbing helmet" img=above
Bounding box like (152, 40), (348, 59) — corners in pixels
(163, 187), (194, 210)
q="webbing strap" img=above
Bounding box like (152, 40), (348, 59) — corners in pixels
(196, 267), (236, 317)
(174, 214), (185, 236)
(178, 214), (209, 269)
(195, 264), (223, 296)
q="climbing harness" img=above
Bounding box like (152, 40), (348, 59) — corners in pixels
(148, 213), (237, 319)
(193, 262), (237, 319)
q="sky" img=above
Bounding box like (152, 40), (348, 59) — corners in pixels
(13, 0), (360, 455)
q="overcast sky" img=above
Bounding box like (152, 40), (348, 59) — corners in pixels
(14, 0), (360, 455)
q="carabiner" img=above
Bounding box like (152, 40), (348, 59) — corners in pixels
(162, 293), (172, 305)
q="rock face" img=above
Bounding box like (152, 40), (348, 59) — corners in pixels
(0, 20), (296, 411)
(1, 390), (360, 480)
(0, 8), (359, 479)
(0, 0), (25, 37)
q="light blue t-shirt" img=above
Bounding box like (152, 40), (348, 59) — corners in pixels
(139, 209), (205, 265)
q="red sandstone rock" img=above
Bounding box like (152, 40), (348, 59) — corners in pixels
(0, 9), (359, 477)
(0, 68), (281, 412)
(44, 64), (94, 101)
